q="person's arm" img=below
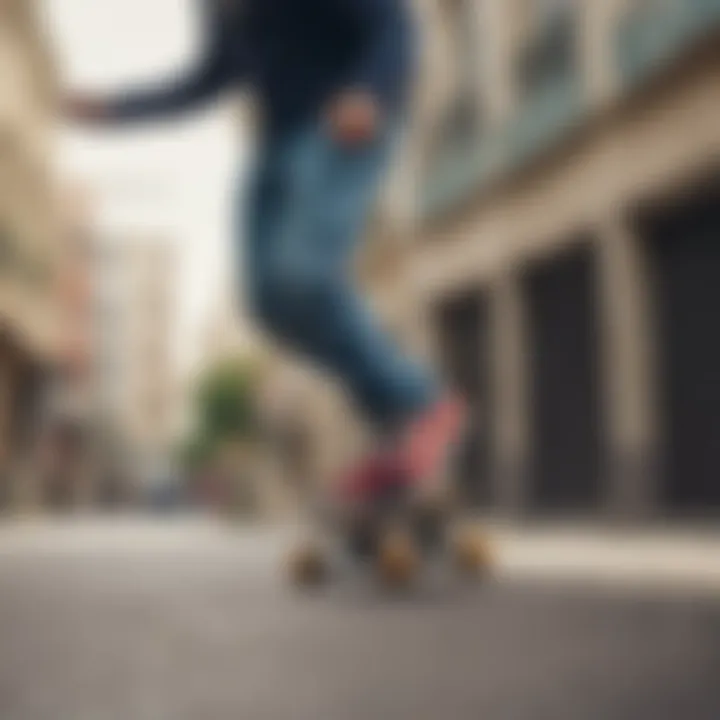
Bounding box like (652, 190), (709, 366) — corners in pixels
(344, 0), (412, 104)
(327, 0), (412, 145)
(67, 5), (239, 125)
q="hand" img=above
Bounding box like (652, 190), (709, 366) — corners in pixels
(325, 91), (380, 146)
(63, 94), (111, 124)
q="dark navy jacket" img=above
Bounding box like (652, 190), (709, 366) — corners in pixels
(112, 0), (415, 133)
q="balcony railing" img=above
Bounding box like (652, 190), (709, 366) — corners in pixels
(421, 72), (583, 220)
(421, 6), (584, 221)
(504, 71), (584, 174)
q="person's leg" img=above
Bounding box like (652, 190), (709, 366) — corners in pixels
(243, 123), (464, 489)
(248, 122), (438, 432)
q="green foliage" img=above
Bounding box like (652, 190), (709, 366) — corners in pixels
(196, 356), (263, 440)
(180, 354), (265, 472)
(178, 432), (216, 471)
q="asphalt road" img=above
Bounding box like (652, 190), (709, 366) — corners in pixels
(1, 521), (719, 720)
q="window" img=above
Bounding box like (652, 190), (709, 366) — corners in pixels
(624, 0), (676, 14)
(515, 0), (579, 97)
(615, 0), (685, 84)
(426, 0), (486, 168)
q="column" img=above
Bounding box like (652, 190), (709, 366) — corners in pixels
(0, 346), (11, 510)
(490, 272), (529, 516)
(596, 216), (659, 519)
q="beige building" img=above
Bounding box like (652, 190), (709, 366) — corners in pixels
(293, 0), (720, 520)
(0, 0), (60, 508)
(94, 237), (180, 496)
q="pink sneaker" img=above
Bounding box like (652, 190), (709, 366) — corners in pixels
(333, 395), (467, 509)
(399, 395), (467, 486)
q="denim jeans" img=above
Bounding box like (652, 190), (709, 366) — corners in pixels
(241, 120), (437, 430)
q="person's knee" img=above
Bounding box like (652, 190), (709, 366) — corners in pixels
(248, 268), (322, 332)
(249, 259), (342, 347)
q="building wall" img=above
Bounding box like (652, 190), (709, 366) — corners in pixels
(0, 0), (58, 353)
(93, 237), (179, 495)
(0, 0), (59, 508)
(286, 0), (720, 521)
(382, 1), (720, 520)
(53, 188), (95, 409)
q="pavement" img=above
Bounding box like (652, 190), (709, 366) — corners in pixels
(0, 517), (719, 720)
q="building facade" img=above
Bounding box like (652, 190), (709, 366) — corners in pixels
(93, 237), (180, 500)
(33, 187), (99, 509)
(0, 0), (60, 509)
(288, 0), (720, 522)
(378, 0), (720, 520)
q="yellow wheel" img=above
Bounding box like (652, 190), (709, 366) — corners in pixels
(375, 528), (421, 588)
(452, 527), (494, 577)
(287, 544), (328, 587)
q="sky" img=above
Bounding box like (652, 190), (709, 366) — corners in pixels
(43, 0), (249, 375)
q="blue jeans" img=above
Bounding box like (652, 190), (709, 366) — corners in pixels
(242, 121), (437, 431)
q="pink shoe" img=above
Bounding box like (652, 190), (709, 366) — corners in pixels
(333, 395), (466, 509)
(399, 395), (467, 486)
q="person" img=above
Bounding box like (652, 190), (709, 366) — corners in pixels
(66, 0), (464, 504)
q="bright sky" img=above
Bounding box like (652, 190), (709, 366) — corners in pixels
(43, 0), (249, 375)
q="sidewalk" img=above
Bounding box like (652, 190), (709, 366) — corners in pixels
(486, 521), (720, 596)
(1, 515), (720, 595)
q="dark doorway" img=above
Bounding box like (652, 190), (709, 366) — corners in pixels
(637, 181), (720, 514)
(523, 244), (602, 513)
(434, 290), (492, 507)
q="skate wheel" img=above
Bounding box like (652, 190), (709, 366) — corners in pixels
(375, 528), (421, 588)
(452, 528), (494, 577)
(287, 545), (328, 587)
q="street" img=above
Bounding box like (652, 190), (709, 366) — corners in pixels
(0, 519), (719, 720)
